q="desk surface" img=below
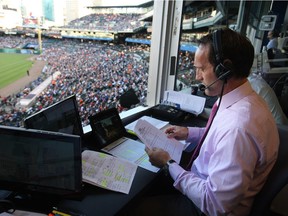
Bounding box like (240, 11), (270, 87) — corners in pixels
(8, 106), (207, 216)
(9, 166), (157, 216)
(58, 167), (158, 216)
(57, 106), (207, 216)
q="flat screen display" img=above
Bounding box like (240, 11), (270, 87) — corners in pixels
(89, 108), (126, 148)
(0, 125), (82, 195)
(24, 95), (84, 136)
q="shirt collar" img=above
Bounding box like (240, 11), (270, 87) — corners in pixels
(217, 81), (254, 111)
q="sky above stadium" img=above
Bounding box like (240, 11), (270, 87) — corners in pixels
(94, 0), (151, 6)
(20, 0), (152, 17)
(23, 0), (151, 9)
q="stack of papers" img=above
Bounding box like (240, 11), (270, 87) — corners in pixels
(163, 90), (206, 115)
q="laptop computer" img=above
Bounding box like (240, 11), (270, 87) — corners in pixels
(24, 95), (84, 137)
(88, 108), (159, 172)
(23, 95), (89, 150)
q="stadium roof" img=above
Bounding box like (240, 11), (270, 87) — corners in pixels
(88, 0), (153, 8)
(125, 38), (198, 53)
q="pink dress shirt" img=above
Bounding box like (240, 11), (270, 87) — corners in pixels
(169, 81), (279, 216)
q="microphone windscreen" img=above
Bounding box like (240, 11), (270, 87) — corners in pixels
(198, 83), (206, 91)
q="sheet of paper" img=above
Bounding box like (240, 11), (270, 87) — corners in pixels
(163, 90), (206, 115)
(82, 150), (137, 194)
(107, 139), (160, 173)
(125, 115), (169, 131)
(134, 119), (184, 163)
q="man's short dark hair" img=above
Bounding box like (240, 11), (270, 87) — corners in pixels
(197, 28), (255, 78)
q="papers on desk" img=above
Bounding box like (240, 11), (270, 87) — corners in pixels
(82, 150), (137, 194)
(104, 138), (160, 173)
(134, 119), (184, 164)
(122, 116), (170, 173)
(163, 90), (206, 115)
(125, 115), (169, 132)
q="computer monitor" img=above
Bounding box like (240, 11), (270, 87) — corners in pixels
(0, 125), (82, 196)
(24, 95), (84, 136)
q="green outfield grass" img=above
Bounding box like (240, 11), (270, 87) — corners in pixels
(0, 53), (33, 89)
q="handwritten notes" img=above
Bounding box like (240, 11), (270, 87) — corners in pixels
(82, 150), (137, 194)
(134, 119), (184, 163)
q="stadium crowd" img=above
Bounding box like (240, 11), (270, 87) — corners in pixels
(0, 36), (150, 127)
(0, 30), (194, 128)
(0, 35), (37, 49)
(63, 13), (144, 32)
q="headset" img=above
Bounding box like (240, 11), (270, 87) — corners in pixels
(198, 29), (232, 91)
(213, 29), (232, 80)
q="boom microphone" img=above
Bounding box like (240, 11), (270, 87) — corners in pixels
(198, 79), (220, 91)
(198, 70), (231, 91)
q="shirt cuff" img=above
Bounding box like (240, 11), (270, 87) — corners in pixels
(169, 162), (186, 181)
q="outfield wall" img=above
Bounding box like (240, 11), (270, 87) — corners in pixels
(0, 48), (40, 54)
(18, 71), (61, 108)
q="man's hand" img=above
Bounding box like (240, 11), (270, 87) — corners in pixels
(145, 147), (171, 168)
(165, 126), (188, 140)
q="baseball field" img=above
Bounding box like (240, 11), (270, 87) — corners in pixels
(0, 53), (33, 89)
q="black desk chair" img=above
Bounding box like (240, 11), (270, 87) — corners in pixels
(249, 124), (288, 216)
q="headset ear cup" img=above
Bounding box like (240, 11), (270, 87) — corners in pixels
(215, 63), (226, 79)
(215, 63), (232, 80)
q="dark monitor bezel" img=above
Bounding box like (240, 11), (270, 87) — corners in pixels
(24, 95), (84, 137)
(0, 125), (82, 196)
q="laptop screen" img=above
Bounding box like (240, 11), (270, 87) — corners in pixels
(24, 95), (84, 136)
(0, 125), (82, 195)
(89, 108), (126, 148)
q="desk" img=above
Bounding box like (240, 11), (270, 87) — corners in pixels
(57, 167), (158, 216)
(8, 106), (207, 216)
(8, 166), (158, 216)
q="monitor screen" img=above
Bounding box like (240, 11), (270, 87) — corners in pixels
(89, 108), (126, 148)
(0, 125), (82, 196)
(24, 95), (84, 136)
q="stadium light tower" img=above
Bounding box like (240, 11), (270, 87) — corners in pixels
(37, 16), (42, 53)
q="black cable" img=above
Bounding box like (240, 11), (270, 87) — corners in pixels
(187, 80), (226, 167)
(198, 79), (225, 146)
(272, 73), (288, 90)
(206, 79), (225, 130)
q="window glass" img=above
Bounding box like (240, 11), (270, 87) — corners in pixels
(0, 0), (281, 128)
(175, 1), (268, 93)
(0, 1), (153, 129)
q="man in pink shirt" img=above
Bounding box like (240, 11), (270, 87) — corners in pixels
(128, 28), (279, 216)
